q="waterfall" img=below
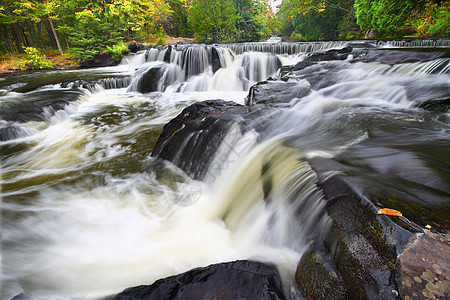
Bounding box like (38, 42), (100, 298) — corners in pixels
(220, 41), (351, 55)
(1, 40), (449, 299)
(379, 38), (450, 48)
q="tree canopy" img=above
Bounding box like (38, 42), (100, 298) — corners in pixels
(277, 0), (449, 40)
(0, 0), (448, 63)
(0, 0), (276, 60)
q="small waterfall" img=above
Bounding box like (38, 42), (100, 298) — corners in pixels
(128, 45), (282, 93)
(120, 51), (146, 66)
(84, 77), (132, 93)
(379, 38), (450, 48)
(210, 139), (330, 254)
(221, 41), (351, 55)
(146, 48), (162, 62)
(242, 52), (281, 82)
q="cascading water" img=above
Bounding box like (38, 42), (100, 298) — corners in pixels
(1, 40), (449, 299)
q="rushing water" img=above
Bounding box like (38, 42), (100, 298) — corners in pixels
(1, 41), (449, 299)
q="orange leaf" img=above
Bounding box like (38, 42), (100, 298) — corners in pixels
(376, 208), (403, 217)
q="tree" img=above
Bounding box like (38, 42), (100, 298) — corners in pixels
(68, 6), (123, 63)
(355, 0), (417, 37)
(188, 0), (238, 42)
(160, 0), (194, 37)
(234, 0), (275, 42)
(44, 0), (63, 56)
(277, 0), (356, 40)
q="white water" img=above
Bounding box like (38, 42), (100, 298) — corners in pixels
(1, 43), (449, 299)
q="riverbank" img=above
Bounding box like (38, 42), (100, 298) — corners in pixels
(0, 52), (80, 74)
(0, 37), (196, 75)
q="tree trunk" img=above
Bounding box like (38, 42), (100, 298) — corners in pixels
(48, 15), (63, 56)
(14, 23), (26, 52)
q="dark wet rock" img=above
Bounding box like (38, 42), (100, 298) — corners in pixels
(0, 122), (30, 141)
(245, 80), (311, 106)
(128, 42), (139, 53)
(11, 293), (32, 300)
(416, 97), (450, 112)
(0, 89), (85, 123)
(279, 65), (294, 78)
(356, 49), (448, 64)
(106, 260), (286, 300)
(0, 82), (28, 92)
(128, 42), (148, 53)
(152, 100), (258, 179)
(347, 42), (377, 49)
(81, 53), (119, 68)
(303, 46), (353, 62)
(294, 244), (347, 299)
(293, 62), (347, 90)
(396, 231), (450, 299)
(130, 64), (169, 94)
(293, 167), (415, 299)
(293, 61), (316, 71)
(211, 46), (222, 74)
(163, 45), (172, 63)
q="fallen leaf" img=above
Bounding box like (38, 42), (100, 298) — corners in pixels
(425, 225), (432, 229)
(377, 208), (403, 217)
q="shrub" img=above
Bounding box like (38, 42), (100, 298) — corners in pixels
(18, 47), (54, 70)
(106, 42), (130, 62)
(409, 1), (450, 37)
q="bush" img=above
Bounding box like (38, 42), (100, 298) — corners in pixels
(290, 32), (305, 42)
(106, 42), (130, 62)
(18, 47), (54, 70)
(429, 3), (450, 37)
(409, 1), (450, 37)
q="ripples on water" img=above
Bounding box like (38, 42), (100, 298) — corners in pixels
(1, 41), (449, 299)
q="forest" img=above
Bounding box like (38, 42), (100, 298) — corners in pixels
(0, 0), (448, 67)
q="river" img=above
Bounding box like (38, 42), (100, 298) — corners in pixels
(1, 40), (449, 299)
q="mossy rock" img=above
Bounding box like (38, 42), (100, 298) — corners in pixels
(295, 246), (347, 299)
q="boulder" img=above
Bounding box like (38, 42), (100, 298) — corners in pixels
(128, 42), (148, 53)
(163, 45), (172, 63)
(294, 244), (347, 299)
(151, 100), (257, 179)
(0, 89), (85, 123)
(128, 42), (139, 53)
(303, 46), (353, 62)
(129, 64), (169, 94)
(416, 97), (450, 112)
(246, 80), (311, 106)
(293, 169), (415, 299)
(106, 260), (286, 300)
(211, 46), (222, 74)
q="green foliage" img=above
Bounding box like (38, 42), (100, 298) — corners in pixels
(18, 46), (54, 69)
(409, 1), (450, 37)
(69, 8), (123, 63)
(429, 2), (450, 37)
(162, 0), (194, 37)
(355, 0), (416, 37)
(234, 0), (274, 42)
(278, 0), (355, 41)
(106, 42), (129, 61)
(188, 0), (238, 43)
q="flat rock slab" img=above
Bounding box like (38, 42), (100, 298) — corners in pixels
(397, 231), (450, 299)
